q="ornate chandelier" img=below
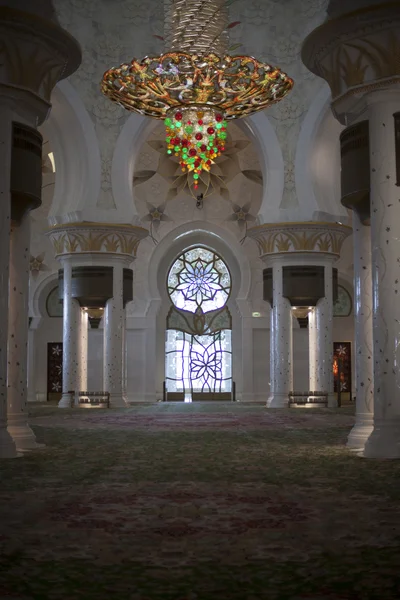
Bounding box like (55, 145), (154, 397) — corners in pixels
(101, 0), (294, 190)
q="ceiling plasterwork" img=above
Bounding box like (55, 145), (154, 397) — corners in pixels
(52, 0), (330, 216)
(133, 121), (262, 243)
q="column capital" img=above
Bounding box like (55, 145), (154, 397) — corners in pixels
(47, 222), (149, 262)
(365, 86), (400, 107)
(0, 83), (51, 126)
(248, 221), (352, 261)
(302, 2), (400, 123)
(0, 6), (81, 104)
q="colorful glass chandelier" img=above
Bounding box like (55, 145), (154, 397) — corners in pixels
(101, 0), (294, 191)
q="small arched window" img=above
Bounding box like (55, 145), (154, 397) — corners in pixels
(333, 284), (352, 317)
(46, 286), (63, 318)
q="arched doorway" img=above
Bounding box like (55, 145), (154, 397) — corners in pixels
(165, 247), (233, 401)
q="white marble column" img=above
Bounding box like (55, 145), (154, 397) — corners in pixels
(104, 263), (127, 407)
(268, 305), (275, 403)
(308, 308), (317, 391)
(267, 262), (293, 408)
(315, 263), (335, 407)
(236, 299), (255, 402)
(27, 328), (36, 403)
(59, 262), (80, 408)
(120, 308), (128, 401)
(76, 308), (88, 398)
(347, 213), (374, 449)
(7, 216), (41, 450)
(0, 103), (18, 458)
(363, 89), (400, 458)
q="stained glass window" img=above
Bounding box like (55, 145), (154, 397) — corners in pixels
(166, 330), (232, 394)
(165, 248), (233, 401)
(167, 247), (231, 314)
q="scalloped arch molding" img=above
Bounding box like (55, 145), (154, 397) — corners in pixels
(147, 220), (252, 306)
(42, 80), (347, 227)
(41, 80), (102, 223)
(295, 83), (347, 222)
(113, 110), (285, 225)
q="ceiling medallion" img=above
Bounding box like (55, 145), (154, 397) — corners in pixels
(101, 0), (294, 190)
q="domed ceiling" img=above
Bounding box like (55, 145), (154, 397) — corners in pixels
(133, 120), (263, 242)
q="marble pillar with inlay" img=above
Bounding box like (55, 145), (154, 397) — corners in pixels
(121, 318), (128, 402)
(315, 263), (335, 407)
(364, 89), (400, 459)
(27, 328), (36, 403)
(59, 262), (80, 408)
(76, 308), (88, 400)
(7, 216), (41, 450)
(267, 262), (293, 408)
(104, 263), (127, 407)
(308, 308), (317, 391)
(0, 104), (17, 458)
(268, 305), (275, 403)
(347, 213), (374, 450)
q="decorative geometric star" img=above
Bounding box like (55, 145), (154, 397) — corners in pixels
(141, 203), (171, 244)
(29, 253), (49, 275)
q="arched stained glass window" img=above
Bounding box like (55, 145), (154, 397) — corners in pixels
(165, 247), (233, 401)
(167, 247), (231, 314)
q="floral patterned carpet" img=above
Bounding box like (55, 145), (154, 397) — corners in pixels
(1, 402), (400, 600)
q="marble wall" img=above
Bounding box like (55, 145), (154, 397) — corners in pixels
(30, 309), (355, 403)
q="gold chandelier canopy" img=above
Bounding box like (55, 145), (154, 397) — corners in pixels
(102, 52), (293, 119)
(101, 0), (294, 187)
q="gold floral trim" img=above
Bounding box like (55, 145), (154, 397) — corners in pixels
(47, 223), (148, 258)
(247, 222), (352, 257)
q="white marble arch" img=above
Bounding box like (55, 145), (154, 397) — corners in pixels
(30, 271), (60, 325)
(236, 112), (284, 225)
(139, 221), (254, 402)
(27, 271), (62, 403)
(112, 113), (152, 220)
(295, 83), (348, 222)
(113, 110), (285, 225)
(40, 80), (102, 223)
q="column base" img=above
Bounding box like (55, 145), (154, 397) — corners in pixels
(327, 393), (338, 408)
(8, 422), (44, 452)
(347, 412), (373, 449)
(362, 418), (400, 459)
(0, 426), (18, 458)
(267, 393), (289, 408)
(109, 393), (128, 408)
(59, 393), (73, 408)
